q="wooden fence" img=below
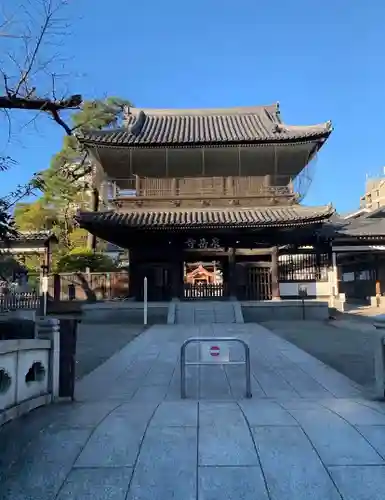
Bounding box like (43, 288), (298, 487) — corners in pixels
(49, 271), (130, 301)
(183, 283), (226, 300)
(0, 292), (40, 311)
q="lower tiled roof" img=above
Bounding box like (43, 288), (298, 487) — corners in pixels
(77, 205), (334, 231)
(15, 231), (54, 240)
(337, 220), (385, 238)
(320, 210), (385, 240)
(4, 231), (55, 243)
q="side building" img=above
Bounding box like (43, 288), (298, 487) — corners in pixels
(333, 206), (385, 305)
(76, 103), (335, 301)
(359, 176), (385, 211)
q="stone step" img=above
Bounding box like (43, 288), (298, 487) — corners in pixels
(172, 301), (243, 324)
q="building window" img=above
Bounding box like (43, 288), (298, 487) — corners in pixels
(356, 269), (376, 281)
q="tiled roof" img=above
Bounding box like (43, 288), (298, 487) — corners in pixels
(338, 219), (385, 238)
(77, 104), (332, 147)
(9, 231), (55, 242)
(77, 205), (334, 231)
(321, 209), (385, 239)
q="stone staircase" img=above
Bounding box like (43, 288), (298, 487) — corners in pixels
(169, 300), (244, 324)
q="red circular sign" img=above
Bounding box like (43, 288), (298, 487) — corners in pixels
(210, 345), (220, 357)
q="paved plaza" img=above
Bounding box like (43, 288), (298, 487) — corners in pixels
(2, 323), (385, 499)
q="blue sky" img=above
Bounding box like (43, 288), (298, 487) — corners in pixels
(2, 0), (385, 213)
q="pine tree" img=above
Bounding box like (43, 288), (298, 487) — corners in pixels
(14, 97), (131, 256)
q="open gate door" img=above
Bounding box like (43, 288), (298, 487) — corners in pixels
(236, 263), (272, 300)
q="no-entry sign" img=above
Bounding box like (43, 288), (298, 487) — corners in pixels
(210, 345), (220, 357)
(201, 342), (230, 363)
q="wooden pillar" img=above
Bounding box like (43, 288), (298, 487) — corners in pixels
(44, 242), (50, 273)
(171, 256), (183, 299)
(271, 246), (280, 300)
(129, 247), (141, 301)
(53, 273), (61, 302)
(171, 177), (178, 196)
(228, 248), (236, 298)
(375, 254), (381, 306)
(87, 187), (99, 251)
(226, 176), (233, 196)
(332, 251), (339, 297)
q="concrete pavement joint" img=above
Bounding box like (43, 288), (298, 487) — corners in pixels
(245, 328), (304, 397)
(129, 351), (162, 400)
(124, 402), (162, 500)
(53, 400), (131, 500)
(271, 348), (338, 398)
(195, 401), (200, 500)
(275, 401), (345, 500)
(317, 402), (385, 463)
(348, 400), (385, 416)
(235, 402), (272, 500)
(251, 373), (268, 397)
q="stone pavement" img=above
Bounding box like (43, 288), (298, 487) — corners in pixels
(263, 319), (382, 390)
(2, 323), (385, 499)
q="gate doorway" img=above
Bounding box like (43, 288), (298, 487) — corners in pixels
(136, 264), (172, 301)
(183, 260), (226, 300)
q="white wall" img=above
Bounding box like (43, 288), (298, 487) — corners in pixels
(279, 280), (331, 297)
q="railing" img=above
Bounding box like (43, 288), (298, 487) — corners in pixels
(0, 292), (40, 312)
(107, 176), (295, 199)
(183, 283), (226, 300)
(180, 337), (252, 399)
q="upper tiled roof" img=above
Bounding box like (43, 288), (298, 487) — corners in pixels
(77, 205), (334, 231)
(77, 104), (332, 147)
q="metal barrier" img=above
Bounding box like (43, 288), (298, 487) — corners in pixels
(180, 337), (252, 399)
(375, 335), (385, 399)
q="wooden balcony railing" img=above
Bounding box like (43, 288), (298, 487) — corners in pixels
(107, 176), (296, 200)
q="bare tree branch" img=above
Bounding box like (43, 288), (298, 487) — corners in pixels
(0, 0), (83, 241)
(0, 0), (81, 136)
(13, 1), (52, 95)
(50, 105), (72, 134)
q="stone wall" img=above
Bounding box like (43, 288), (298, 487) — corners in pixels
(81, 302), (168, 324)
(0, 319), (59, 426)
(242, 300), (330, 322)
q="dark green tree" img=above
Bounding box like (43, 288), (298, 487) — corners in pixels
(41, 97), (131, 250)
(14, 97), (131, 261)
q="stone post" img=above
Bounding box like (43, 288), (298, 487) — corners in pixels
(35, 316), (60, 400)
